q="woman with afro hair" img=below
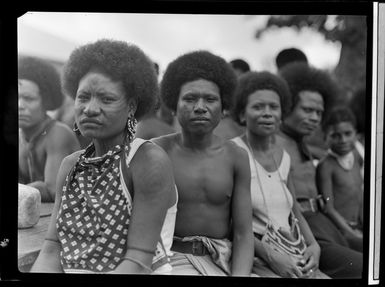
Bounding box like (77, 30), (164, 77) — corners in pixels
(276, 62), (363, 278)
(231, 71), (327, 278)
(31, 39), (177, 275)
(153, 50), (254, 276)
(18, 56), (80, 202)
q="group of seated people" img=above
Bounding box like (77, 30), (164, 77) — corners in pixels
(18, 39), (365, 278)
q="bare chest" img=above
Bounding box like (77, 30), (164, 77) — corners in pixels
(169, 149), (234, 205)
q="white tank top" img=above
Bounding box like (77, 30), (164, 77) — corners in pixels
(120, 138), (178, 257)
(232, 137), (293, 235)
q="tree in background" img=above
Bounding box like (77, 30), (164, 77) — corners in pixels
(256, 15), (367, 104)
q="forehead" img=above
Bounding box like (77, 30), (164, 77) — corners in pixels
(247, 89), (280, 104)
(297, 90), (324, 108)
(179, 78), (220, 96)
(18, 79), (40, 98)
(78, 71), (124, 92)
(328, 121), (356, 133)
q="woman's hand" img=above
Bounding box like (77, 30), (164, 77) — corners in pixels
(263, 243), (304, 278)
(299, 242), (321, 278)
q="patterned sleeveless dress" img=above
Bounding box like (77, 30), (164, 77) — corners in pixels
(56, 139), (170, 273)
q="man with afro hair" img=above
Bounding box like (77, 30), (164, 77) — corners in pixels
(18, 56), (80, 202)
(276, 62), (363, 278)
(153, 50), (254, 276)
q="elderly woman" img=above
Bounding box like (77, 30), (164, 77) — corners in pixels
(153, 51), (254, 276)
(31, 39), (177, 274)
(18, 56), (80, 202)
(231, 71), (328, 278)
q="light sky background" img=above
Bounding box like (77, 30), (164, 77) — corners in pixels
(17, 12), (341, 77)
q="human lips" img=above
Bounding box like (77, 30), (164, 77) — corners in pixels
(191, 117), (210, 122)
(18, 114), (29, 121)
(79, 118), (102, 126)
(258, 121), (275, 127)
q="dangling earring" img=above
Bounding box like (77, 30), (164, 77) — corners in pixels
(126, 115), (137, 143)
(73, 122), (81, 136)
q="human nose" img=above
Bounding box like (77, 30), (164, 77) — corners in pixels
(18, 97), (25, 110)
(308, 111), (320, 123)
(340, 134), (348, 143)
(193, 98), (207, 113)
(83, 97), (101, 115)
(262, 106), (273, 117)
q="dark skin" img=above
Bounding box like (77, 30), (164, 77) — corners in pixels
(153, 78), (253, 276)
(31, 70), (175, 274)
(316, 122), (363, 240)
(239, 89), (320, 278)
(18, 79), (80, 202)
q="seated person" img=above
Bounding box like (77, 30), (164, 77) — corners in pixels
(153, 50), (254, 276)
(276, 62), (363, 278)
(276, 47), (327, 161)
(18, 56), (80, 202)
(231, 71), (327, 278)
(31, 39), (177, 274)
(316, 106), (363, 252)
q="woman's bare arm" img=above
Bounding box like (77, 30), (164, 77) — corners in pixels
(112, 142), (175, 274)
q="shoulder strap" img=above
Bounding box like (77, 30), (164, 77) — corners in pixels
(121, 138), (150, 199)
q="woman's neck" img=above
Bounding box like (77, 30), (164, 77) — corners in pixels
(245, 130), (275, 153)
(92, 132), (126, 157)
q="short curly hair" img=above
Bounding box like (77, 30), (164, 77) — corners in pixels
(18, 56), (63, 111)
(160, 50), (237, 112)
(275, 47), (308, 70)
(321, 106), (357, 133)
(63, 39), (158, 120)
(279, 62), (339, 120)
(230, 59), (250, 73)
(232, 71), (292, 125)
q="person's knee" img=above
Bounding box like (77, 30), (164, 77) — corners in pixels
(319, 244), (362, 278)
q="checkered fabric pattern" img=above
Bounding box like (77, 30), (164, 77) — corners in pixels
(56, 143), (168, 273)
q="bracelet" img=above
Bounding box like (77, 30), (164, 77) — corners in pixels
(45, 237), (60, 243)
(127, 245), (155, 255)
(123, 256), (153, 273)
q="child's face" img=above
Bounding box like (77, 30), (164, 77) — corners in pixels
(326, 121), (357, 155)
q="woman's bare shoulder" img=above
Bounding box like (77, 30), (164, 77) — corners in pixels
(151, 132), (179, 152)
(60, 150), (83, 172)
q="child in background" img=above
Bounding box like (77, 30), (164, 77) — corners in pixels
(316, 106), (363, 252)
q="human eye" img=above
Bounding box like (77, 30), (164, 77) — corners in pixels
(207, 96), (219, 103)
(101, 96), (115, 104)
(182, 94), (195, 102)
(21, 94), (34, 102)
(76, 92), (89, 102)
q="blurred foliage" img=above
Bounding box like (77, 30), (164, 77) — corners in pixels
(256, 15), (367, 102)
(256, 15), (366, 47)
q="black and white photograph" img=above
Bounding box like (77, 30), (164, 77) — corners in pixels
(0, 1), (383, 285)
